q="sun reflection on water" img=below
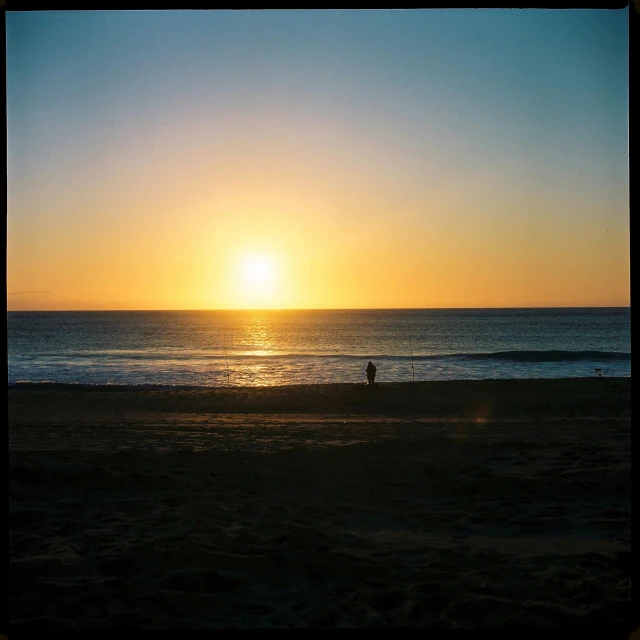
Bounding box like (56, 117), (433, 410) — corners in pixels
(243, 350), (277, 357)
(239, 316), (278, 357)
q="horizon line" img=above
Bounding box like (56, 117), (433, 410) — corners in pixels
(6, 305), (631, 312)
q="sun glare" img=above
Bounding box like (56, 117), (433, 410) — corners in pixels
(241, 255), (275, 287)
(223, 251), (287, 309)
(233, 253), (282, 307)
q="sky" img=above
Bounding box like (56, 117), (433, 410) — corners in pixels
(6, 9), (629, 310)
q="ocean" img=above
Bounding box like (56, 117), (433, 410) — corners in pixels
(7, 308), (630, 388)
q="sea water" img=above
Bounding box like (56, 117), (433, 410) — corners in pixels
(7, 308), (630, 387)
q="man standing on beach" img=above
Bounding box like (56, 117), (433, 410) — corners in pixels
(366, 361), (377, 387)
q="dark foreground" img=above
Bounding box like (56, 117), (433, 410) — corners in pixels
(9, 378), (632, 630)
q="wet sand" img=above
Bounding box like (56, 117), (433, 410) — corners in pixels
(9, 378), (632, 629)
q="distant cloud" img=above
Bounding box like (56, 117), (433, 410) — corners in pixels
(7, 290), (52, 296)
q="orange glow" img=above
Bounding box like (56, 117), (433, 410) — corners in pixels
(7, 150), (630, 310)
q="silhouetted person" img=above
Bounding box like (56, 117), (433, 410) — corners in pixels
(366, 361), (377, 387)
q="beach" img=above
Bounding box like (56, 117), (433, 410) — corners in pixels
(9, 378), (632, 629)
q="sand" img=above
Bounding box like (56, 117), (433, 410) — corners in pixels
(9, 378), (632, 630)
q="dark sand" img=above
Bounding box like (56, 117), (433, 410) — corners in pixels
(9, 378), (632, 629)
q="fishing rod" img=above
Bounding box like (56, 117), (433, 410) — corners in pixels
(222, 323), (230, 386)
(410, 337), (415, 382)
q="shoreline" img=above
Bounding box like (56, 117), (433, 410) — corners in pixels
(9, 377), (631, 423)
(8, 374), (632, 389)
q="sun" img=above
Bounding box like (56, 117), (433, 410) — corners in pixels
(241, 255), (276, 289)
(228, 252), (285, 308)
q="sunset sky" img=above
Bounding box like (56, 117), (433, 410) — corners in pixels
(7, 9), (629, 310)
